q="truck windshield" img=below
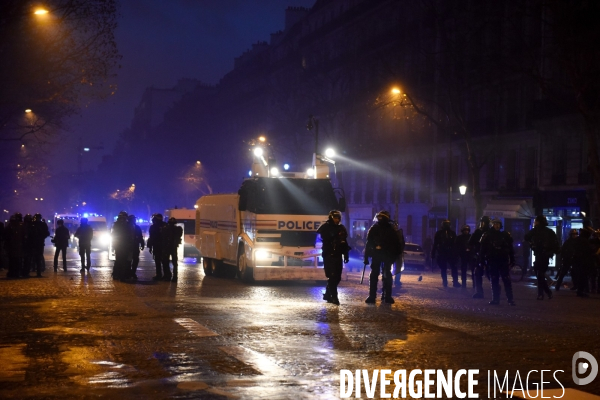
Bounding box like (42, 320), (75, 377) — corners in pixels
(239, 178), (339, 215)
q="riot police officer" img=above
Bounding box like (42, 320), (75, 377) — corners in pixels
(75, 217), (93, 272)
(53, 218), (70, 272)
(127, 215), (145, 280)
(432, 220), (459, 288)
(111, 211), (134, 280)
(147, 213), (167, 280)
(524, 215), (560, 300)
(480, 219), (516, 306)
(31, 213), (49, 276)
(162, 217), (183, 281)
(454, 225), (472, 288)
(317, 210), (350, 305)
(469, 216), (491, 298)
(364, 211), (402, 304)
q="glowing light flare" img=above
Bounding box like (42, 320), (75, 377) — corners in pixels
(391, 87), (401, 94)
(306, 168), (314, 177)
(258, 136), (266, 142)
(283, 164), (290, 171)
(34, 9), (49, 15)
(325, 148), (335, 158)
(25, 109), (32, 113)
(459, 185), (467, 195)
(253, 147), (264, 157)
(270, 167), (279, 176)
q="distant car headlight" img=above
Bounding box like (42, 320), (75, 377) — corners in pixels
(100, 232), (111, 246)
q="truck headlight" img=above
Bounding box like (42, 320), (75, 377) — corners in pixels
(255, 249), (272, 260)
(100, 232), (111, 246)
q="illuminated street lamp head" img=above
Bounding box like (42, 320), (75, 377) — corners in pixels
(34, 8), (49, 15)
(196, 160), (201, 165)
(253, 147), (263, 157)
(459, 185), (467, 196)
(391, 87), (401, 94)
(83, 147), (90, 152)
(325, 148), (335, 158)
(258, 136), (266, 142)
(25, 109), (32, 113)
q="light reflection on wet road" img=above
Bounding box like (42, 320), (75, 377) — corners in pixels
(0, 247), (599, 398)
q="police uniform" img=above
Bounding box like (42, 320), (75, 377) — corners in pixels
(524, 215), (559, 300)
(479, 219), (515, 305)
(469, 216), (491, 298)
(364, 211), (401, 304)
(432, 220), (459, 288)
(317, 210), (349, 305)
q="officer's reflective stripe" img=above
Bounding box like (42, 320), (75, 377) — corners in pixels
(218, 346), (288, 376)
(174, 318), (218, 337)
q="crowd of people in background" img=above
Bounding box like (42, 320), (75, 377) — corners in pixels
(0, 211), (183, 283)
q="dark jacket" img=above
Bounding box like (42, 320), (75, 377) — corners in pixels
(317, 220), (350, 258)
(524, 225), (560, 258)
(4, 221), (26, 257)
(432, 228), (456, 259)
(54, 225), (70, 248)
(75, 224), (94, 247)
(454, 232), (472, 260)
(479, 228), (514, 265)
(162, 223), (183, 250)
(147, 221), (167, 253)
(111, 219), (134, 251)
(365, 221), (401, 262)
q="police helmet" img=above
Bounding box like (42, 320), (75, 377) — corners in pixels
(127, 215), (136, 222)
(375, 210), (391, 222)
(328, 210), (342, 220)
(152, 213), (163, 222)
(80, 217), (88, 224)
(24, 214), (32, 222)
(57, 219), (64, 225)
(492, 218), (503, 229)
(34, 213), (42, 221)
(441, 219), (451, 229)
(118, 211), (128, 217)
(461, 224), (470, 233)
(168, 217), (177, 224)
(534, 215), (548, 227)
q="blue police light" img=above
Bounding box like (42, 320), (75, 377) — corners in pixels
(248, 170), (252, 177)
(284, 163), (290, 170)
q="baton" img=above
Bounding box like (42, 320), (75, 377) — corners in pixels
(360, 262), (367, 284)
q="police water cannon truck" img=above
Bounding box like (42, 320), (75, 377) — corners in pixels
(195, 144), (346, 281)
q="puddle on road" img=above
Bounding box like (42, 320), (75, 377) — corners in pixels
(61, 346), (135, 388)
(0, 344), (28, 381)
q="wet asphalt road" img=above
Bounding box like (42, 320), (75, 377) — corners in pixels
(0, 246), (600, 399)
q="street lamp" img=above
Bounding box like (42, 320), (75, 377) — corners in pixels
(459, 185), (467, 224)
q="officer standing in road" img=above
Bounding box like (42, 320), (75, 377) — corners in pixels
(364, 210), (402, 304)
(75, 217), (93, 273)
(31, 213), (49, 277)
(317, 210), (350, 305)
(479, 219), (516, 306)
(432, 220), (459, 288)
(469, 216), (491, 298)
(111, 211), (134, 280)
(162, 217), (183, 281)
(524, 215), (560, 300)
(147, 213), (167, 281)
(454, 225), (472, 288)
(53, 219), (70, 272)
(127, 215), (145, 280)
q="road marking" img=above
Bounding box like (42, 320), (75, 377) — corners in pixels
(174, 318), (219, 337)
(218, 346), (288, 376)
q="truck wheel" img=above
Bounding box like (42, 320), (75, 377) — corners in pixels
(203, 258), (213, 276)
(237, 250), (253, 283)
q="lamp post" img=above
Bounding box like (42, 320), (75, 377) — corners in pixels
(459, 185), (467, 225)
(307, 115), (319, 173)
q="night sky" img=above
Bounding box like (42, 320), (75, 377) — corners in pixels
(52, 0), (315, 173)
